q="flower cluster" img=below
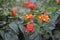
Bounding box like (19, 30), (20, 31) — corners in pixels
(24, 13), (50, 33)
(11, 2), (51, 33)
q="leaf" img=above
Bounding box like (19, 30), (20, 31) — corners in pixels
(3, 10), (9, 16)
(0, 21), (6, 27)
(49, 13), (59, 23)
(29, 32), (42, 40)
(24, 32), (42, 40)
(18, 23), (25, 33)
(12, 18), (24, 24)
(4, 30), (19, 40)
(7, 0), (11, 2)
(46, 7), (54, 12)
(43, 22), (55, 31)
(0, 30), (4, 39)
(0, 8), (3, 10)
(56, 10), (60, 14)
(9, 22), (19, 34)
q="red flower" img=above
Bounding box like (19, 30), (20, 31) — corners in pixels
(25, 24), (34, 33)
(57, 0), (60, 4)
(24, 2), (36, 10)
(11, 9), (16, 16)
(24, 2), (30, 6)
(28, 4), (35, 10)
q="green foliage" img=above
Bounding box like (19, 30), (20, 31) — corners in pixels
(0, 0), (60, 40)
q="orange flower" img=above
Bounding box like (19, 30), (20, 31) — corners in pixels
(38, 14), (50, 22)
(24, 14), (34, 21)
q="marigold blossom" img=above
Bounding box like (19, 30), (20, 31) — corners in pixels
(24, 14), (34, 21)
(38, 14), (50, 22)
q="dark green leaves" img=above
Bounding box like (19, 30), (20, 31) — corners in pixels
(9, 22), (19, 34)
(4, 30), (19, 40)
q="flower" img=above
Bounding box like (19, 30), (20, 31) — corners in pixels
(24, 2), (36, 10)
(11, 9), (16, 16)
(57, 0), (60, 4)
(38, 14), (50, 22)
(25, 24), (34, 33)
(24, 2), (30, 6)
(24, 14), (34, 21)
(28, 4), (35, 10)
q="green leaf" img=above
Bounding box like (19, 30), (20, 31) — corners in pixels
(0, 30), (4, 39)
(9, 22), (19, 34)
(29, 32), (42, 40)
(49, 13), (59, 23)
(4, 30), (19, 40)
(3, 10), (9, 16)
